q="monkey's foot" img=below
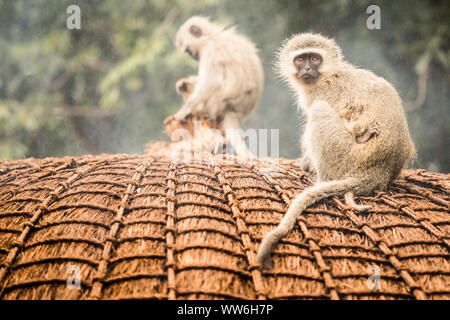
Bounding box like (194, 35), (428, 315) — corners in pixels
(299, 157), (315, 174)
(344, 192), (371, 212)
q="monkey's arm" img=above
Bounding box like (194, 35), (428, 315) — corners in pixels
(174, 57), (223, 120)
(174, 78), (217, 120)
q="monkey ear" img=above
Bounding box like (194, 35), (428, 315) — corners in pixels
(189, 25), (202, 38)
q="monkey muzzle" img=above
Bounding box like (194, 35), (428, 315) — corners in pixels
(185, 47), (199, 61)
(298, 71), (319, 83)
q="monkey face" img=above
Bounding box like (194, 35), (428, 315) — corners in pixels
(293, 53), (322, 84)
(175, 76), (198, 101)
(175, 29), (201, 61)
(176, 79), (193, 94)
(276, 33), (344, 86)
(185, 46), (200, 61)
(175, 16), (216, 62)
(176, 80), (189, 94)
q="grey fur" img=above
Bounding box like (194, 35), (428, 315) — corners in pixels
(257, 33), (415, 269)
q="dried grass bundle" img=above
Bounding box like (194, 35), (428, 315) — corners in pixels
(0, 154), (448, 300)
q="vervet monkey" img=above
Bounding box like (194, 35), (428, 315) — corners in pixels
(257, 33), (415, 269)
(174, 16), (264, 157)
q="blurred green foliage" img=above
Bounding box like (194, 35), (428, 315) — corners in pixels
(0, 0), (448, 172)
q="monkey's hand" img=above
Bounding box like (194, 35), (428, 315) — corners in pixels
(174, 105), (193, 121)
(355, 122), (380, 144)
(344, 119), (380, 144)
(174, 99), (206, 121)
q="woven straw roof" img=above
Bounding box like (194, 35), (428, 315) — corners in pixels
(0, 154), (449, 300)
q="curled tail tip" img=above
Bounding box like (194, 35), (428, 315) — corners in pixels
(256, 239), (275, 270)
(256, 250), (273, 270)
(263, 260), (273, 270)
(257, 230), (281, 269)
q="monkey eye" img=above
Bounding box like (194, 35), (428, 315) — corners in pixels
(189, 25), (202, 38)
(311, 56), (322, 64)
(294, 56), (304, 63)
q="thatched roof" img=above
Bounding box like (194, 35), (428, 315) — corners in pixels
(0, 154), (448, 300)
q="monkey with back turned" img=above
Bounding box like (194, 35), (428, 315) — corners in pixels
(174, 16), (264, 157)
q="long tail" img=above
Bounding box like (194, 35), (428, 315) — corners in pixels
(256, 177), (370, 269)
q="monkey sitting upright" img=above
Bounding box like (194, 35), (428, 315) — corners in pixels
(256, 33), (416, 269)
(174, 16), (264, 157)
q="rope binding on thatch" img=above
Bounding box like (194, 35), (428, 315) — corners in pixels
(0, 154), (449, 300)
